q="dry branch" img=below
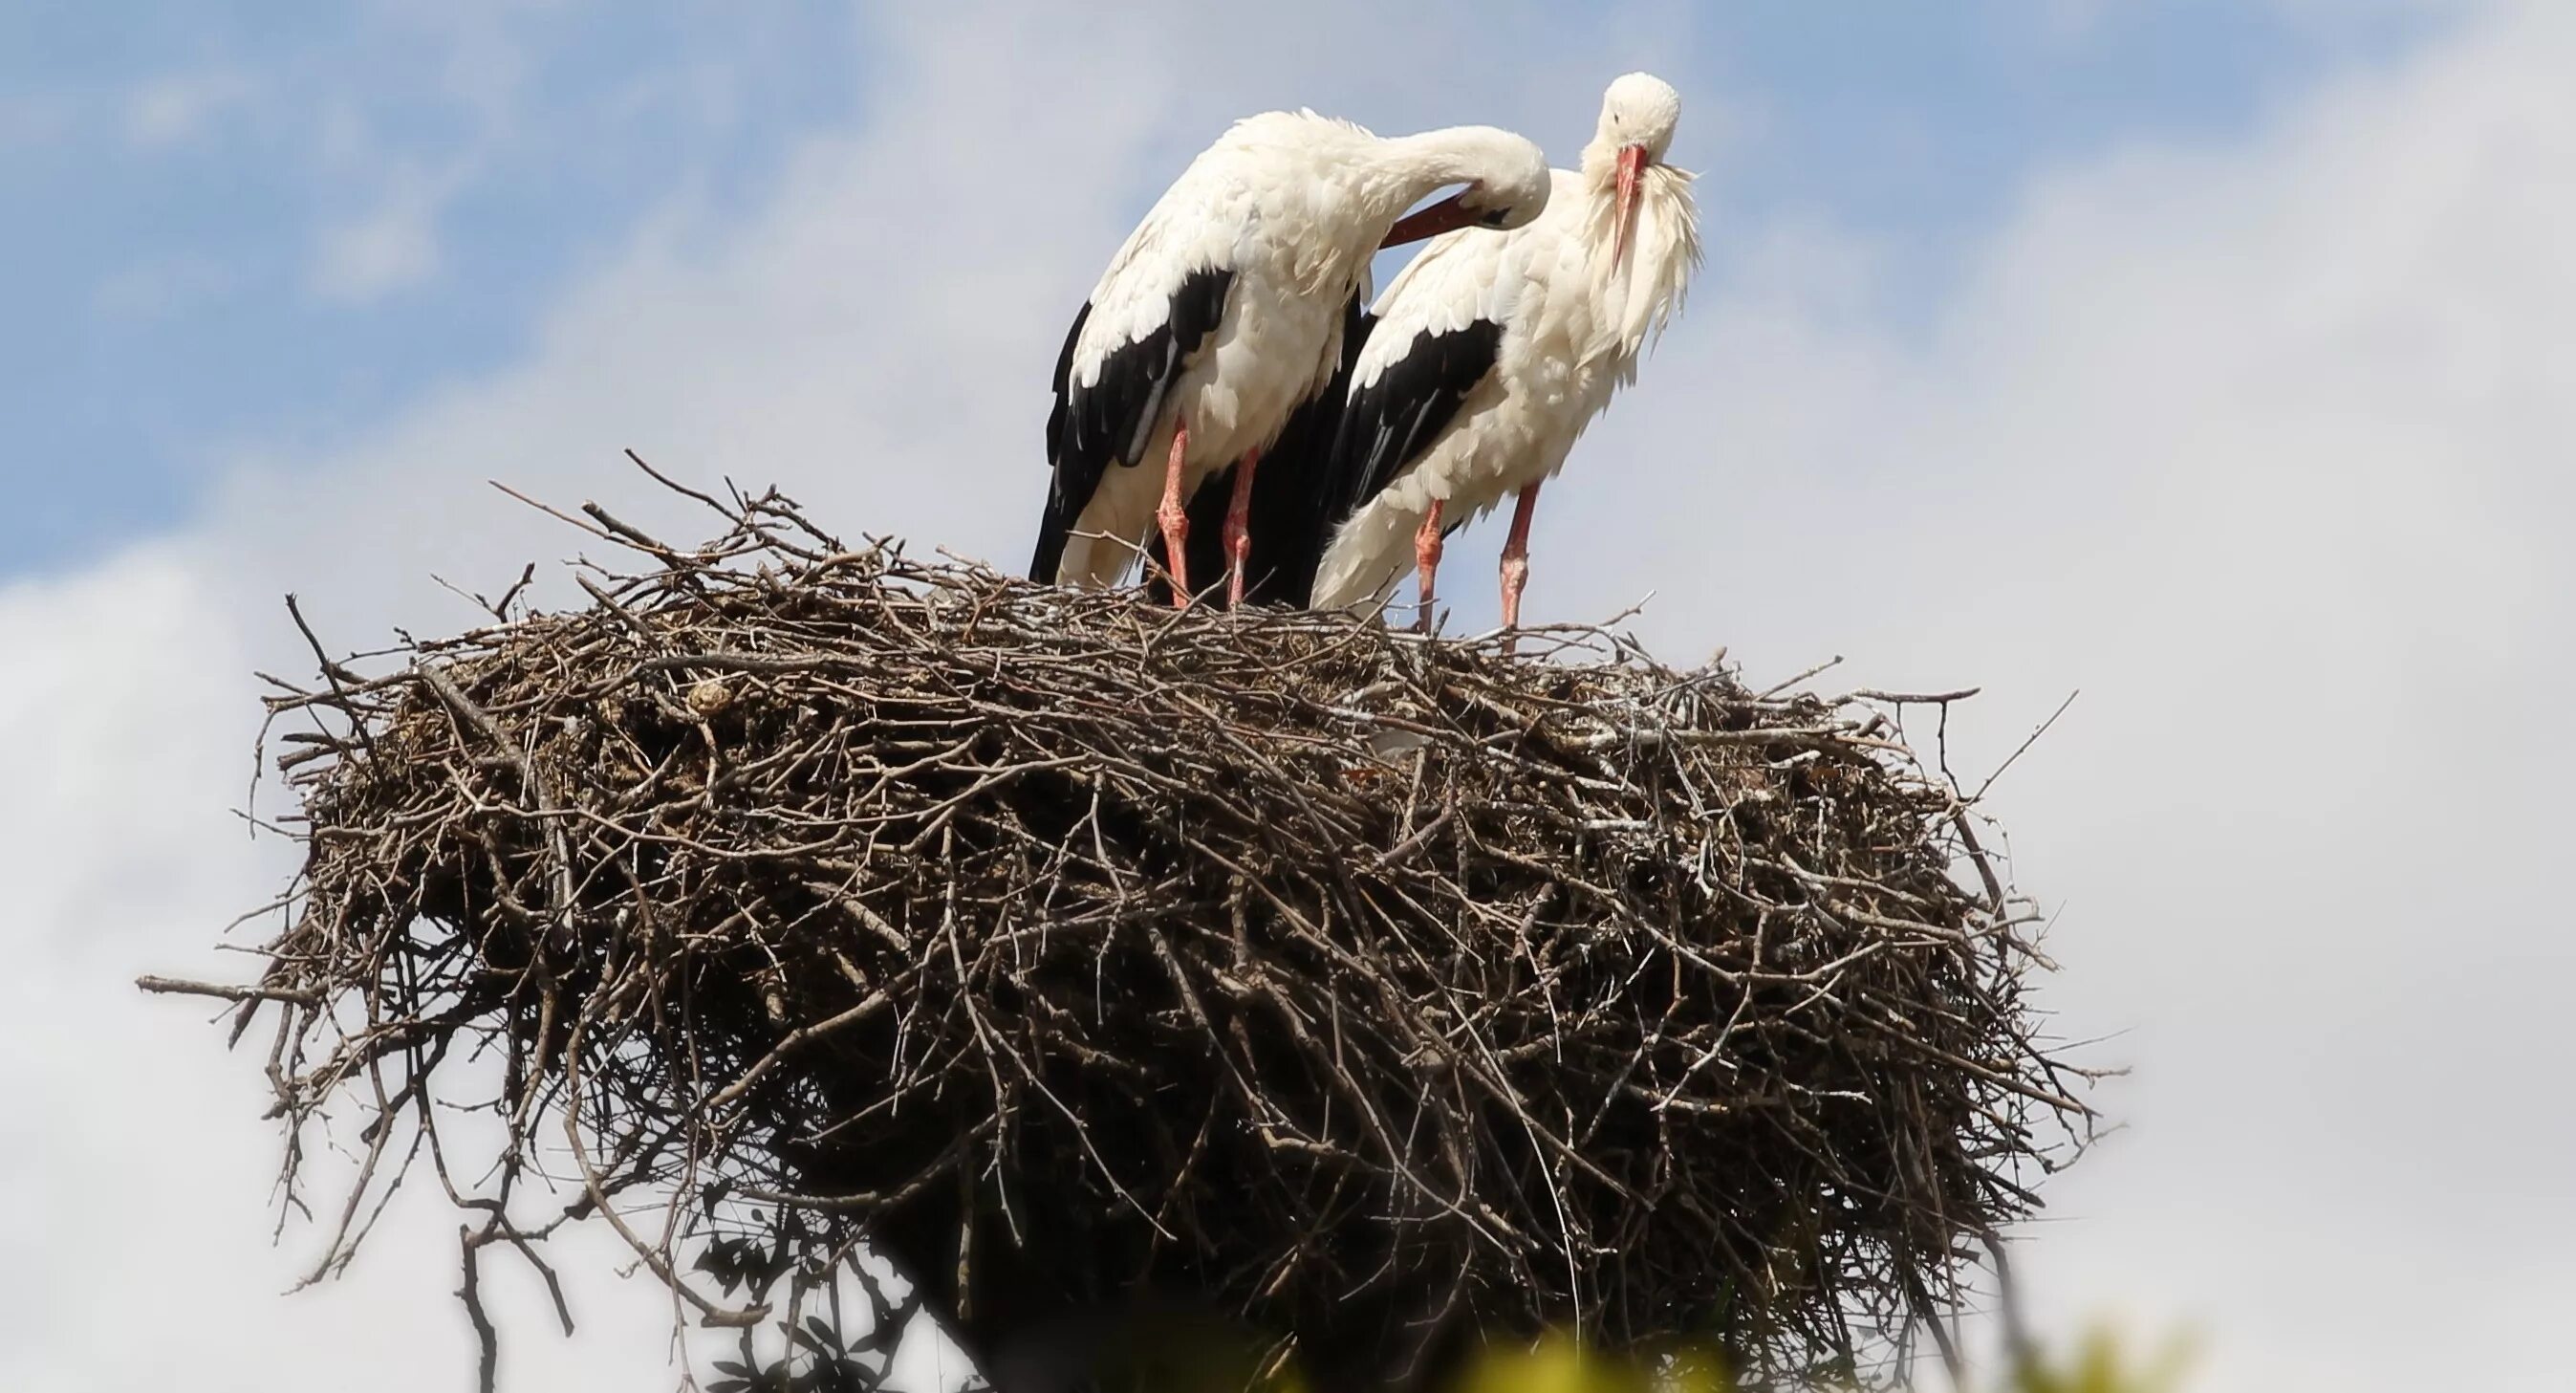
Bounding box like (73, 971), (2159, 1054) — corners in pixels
(197, 476), (2090, 1389)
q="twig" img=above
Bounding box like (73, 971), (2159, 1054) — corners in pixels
(136, 974), (321, 1008)
(171, 474), (2089, 1390)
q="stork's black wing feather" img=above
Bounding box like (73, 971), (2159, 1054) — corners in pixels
(1147, 292), (1376, 609)
(1029, 266), (1234, 583)
(1315, 318), (1505, 535)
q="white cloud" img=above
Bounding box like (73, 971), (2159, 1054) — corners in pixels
(1530, 2), (2576, 1385)
(4, 5), (1673, 1390)
(123, 70), (260, 149)
(0, 554), (679, 1391)
(9, 1), (2573, 1390)
(308, 166), (457, 304)
(296, 1), (544, 310)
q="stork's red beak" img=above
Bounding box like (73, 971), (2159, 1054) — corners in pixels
(1613, 143), (1649, 268)
(1381, 189), (1479, 249)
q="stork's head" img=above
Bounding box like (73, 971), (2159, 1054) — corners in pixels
(1590, 73), (1683, 266)
(1378, 126), (1551, 249)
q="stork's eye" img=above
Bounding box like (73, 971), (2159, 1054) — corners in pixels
(1480, 208), (1511, 228)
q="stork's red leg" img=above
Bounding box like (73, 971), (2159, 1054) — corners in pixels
(1157, 425), (1192, 606)
(1223, 446), (1261, 608)
(1499, 481), (1542, 645)
(1413, 500), (1446, 634)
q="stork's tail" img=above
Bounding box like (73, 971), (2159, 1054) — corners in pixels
(1309, 499), (1423, 612)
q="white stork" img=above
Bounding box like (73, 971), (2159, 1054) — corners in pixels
(1029, 112), (1552, 607)
(1309, 74), (1700, 634)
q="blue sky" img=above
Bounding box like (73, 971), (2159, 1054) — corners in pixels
(2, 3), (862, 564)
(2, 0), (2446, 574)
(12, 4), (2576, 1390)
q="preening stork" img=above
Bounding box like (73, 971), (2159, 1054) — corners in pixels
(1310, 74), (1700, 634)
(1030, 112), (1552, 607)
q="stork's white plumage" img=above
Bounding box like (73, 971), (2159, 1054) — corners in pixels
(1032, 111), (1552, 605)
(1310, 75), (1701, 634)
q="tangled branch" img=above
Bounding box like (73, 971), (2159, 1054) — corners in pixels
(181, 472), (2092, 1389)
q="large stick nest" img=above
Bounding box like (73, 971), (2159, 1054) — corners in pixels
(226, 480), (2089, 1388)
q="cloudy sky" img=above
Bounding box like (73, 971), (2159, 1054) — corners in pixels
(4, 2), (2567, 1390)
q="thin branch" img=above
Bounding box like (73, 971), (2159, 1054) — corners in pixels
(166, 473), (2089, 1390)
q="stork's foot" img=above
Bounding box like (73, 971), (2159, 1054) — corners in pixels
(1499, 553), (1530, 653)
(1498, 482), (1541, 654)
(1223, 449), (1260, 609)
(1157, 509), (1191, 607)
(1413, 502), (1445, 635)
(1158, 425), (1194, 607)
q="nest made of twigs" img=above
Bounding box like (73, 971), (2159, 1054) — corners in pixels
(215, 478), (2089, 1390)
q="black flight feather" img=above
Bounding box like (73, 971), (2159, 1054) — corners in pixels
(1316, 317), (1505, 539)
(1030, 266), (1235, 583)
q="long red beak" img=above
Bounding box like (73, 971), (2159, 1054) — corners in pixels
(1613, 143), (1648, 268)
(1381, 189), (1479, 249)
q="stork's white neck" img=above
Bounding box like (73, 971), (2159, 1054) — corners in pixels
(1374, 127), (1514, 201)
(1363, 125), (1550, 229)
(1579, 135), (1624, 194)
